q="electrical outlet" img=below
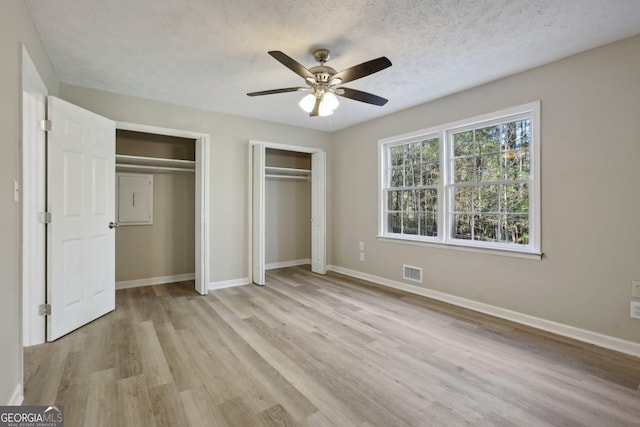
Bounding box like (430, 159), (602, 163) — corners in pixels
(632, 281), (640, 299)
(359, 241), (364, 251)
(359, 252), (365, 262)
(631, 301), (640, 319)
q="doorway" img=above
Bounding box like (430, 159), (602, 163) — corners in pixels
(21, 105), (211, 345)
(115, 122), (210, 296)
(249, 141), (326, 285)
(114, 130), (197, 291)
(265, 148), (312, 269)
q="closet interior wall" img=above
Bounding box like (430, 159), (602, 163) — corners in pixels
(265, 149), (311, 267)
(115, 130), (195, 285)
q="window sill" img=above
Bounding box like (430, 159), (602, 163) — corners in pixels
(376, 235), (543, 260)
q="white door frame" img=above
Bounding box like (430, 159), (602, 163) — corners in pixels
(251, 144), (266, 285)
(248, 140), (326, 284)
(116, 122), (211, 295)
(21, 46), (48, 348)
(311, 151), (327, 274)
(20, 45), (48, 352)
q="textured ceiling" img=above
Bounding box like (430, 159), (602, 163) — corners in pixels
(25, 0), (640, 132)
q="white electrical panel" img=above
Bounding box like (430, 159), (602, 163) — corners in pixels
(117, 173), (153, 225)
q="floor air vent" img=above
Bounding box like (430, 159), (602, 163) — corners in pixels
(403, 265), (422, 283)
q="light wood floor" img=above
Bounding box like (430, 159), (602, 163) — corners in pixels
(24, 266), (640, 426)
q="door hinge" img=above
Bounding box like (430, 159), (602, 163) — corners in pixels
(38, 212), (52, 224)
(39, 303), (51, 316)
(40, 119), (52, 132)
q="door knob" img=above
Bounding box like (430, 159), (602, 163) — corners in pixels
(109, 222), (119, 229)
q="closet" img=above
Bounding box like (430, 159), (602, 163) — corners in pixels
(265, 148), (312, 269)
(115, 130), (196, 287)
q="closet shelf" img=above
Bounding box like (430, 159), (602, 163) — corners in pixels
(116, 154), (195, 173)
(265, 166), (311, 180)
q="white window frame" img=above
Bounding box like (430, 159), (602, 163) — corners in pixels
(378, 102), (541, 260)
(381, 132), (441, 242)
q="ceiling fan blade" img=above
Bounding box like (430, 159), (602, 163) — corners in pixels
(247, 87), (306, 96)
(310, 97), (321, 117)
(268, 51), (315, 81)
(333, 57), (392, 84)
(337, 87), (388, 106)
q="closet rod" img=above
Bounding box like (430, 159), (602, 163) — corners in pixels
(265, 174), (310, 181)
(116, 164), (195, 173)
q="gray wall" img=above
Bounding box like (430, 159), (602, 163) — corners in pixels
(59, 83), (331, 284)
(116, 172), (196, 283)
(1, 0), (59, 405)
(265, 179), (311, 265)
(330, 34), (640, 344)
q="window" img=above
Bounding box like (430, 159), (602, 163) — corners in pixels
(385, 136), (439, 238)
(379, 102), (540, 257)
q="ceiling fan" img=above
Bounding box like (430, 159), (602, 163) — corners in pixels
(247, 49), (392, 117)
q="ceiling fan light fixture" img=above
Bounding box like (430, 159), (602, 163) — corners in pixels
(299, 92), (339, 116)
(322, 92), (339, 111)
(299, 93), (316, 113)
(318, 103), (333, 117)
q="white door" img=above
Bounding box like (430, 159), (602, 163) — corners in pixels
(311, 151), (326, 274)
(47, 96), (116, 341)
(252, 144), (266, 285)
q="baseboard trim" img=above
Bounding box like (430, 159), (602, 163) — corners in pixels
(116, 273), (195, 290)
(209, 277), (250, 291)
(266, 259), (310, 270)
(7, 382), (23, 406)
(327, 265), (640, 358)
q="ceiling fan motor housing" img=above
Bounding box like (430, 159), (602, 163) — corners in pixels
(312, 48), (331, 63)
(310, 49), (339, 85)
(308, 65), (337, 84)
